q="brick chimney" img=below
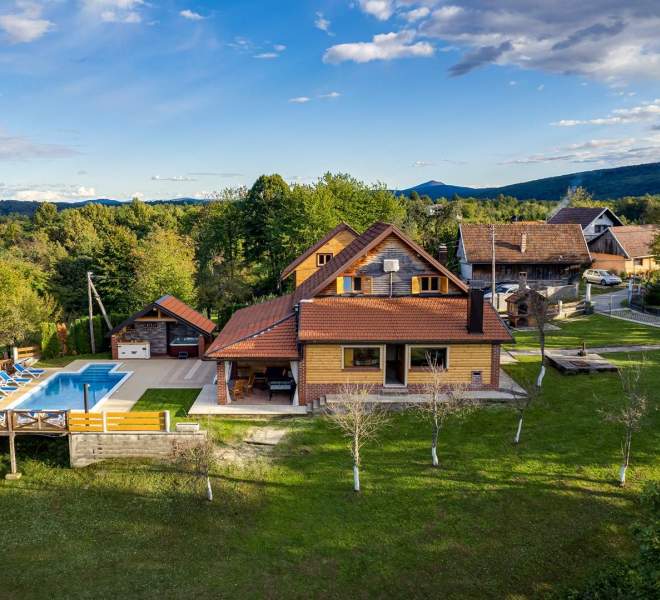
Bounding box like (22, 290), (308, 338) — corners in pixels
(520, 232), (527, 254)
(467, 288), (484, 334)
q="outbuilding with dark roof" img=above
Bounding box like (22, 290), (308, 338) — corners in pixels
(547, 207), (623, 240)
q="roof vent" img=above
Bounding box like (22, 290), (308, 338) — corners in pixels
(520, 232), (527, 254)
(383, 259), (400, 273)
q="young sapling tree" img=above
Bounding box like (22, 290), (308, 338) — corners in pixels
(528, 289), (551, 388)
(172, 431), (217, 501)
(510, 374), (541, 445)
(601, 358), (650, 487)
(327, 384), (388, 492)
(417, 357), (474, 467)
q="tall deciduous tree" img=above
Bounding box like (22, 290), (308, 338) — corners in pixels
(135, 228), (196, 306)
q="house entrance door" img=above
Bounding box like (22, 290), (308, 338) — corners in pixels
(385, 344), (406, 386)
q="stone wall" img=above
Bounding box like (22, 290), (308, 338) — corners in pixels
(121, 322), (167, 354)
(69, 431), (207, 467)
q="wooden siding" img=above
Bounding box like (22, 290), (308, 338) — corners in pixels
(305, 343), (493, 385)
(319, 234), (462, 296)
(407, 344), (492, 384)
(295, 229), (357, 287)
(305, 345), (384, 384)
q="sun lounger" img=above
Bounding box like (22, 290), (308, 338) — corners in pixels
(0, 371), (30, 387)
(15, 363), (46, 378)
(0, 385), (17, 396)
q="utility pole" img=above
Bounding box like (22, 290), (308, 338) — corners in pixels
(490, 224), (497, 307)
(87, 271), (95, 354)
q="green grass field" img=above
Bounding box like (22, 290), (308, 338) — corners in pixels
(1, 350), (658, 599)
(35, 352), (112, 368)
(509, 313), (660, 350)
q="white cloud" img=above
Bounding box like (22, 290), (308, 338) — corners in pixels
(151, 175), (196, 182)
(418, 1), (660, 83)
(359, 0), (394, 21)
(289, 96), (311, 104)
(402, 7), (430, 23)
(324, 30), (434, 64)
(0, 2), (53, 43)
(552, 99), (660, 126)
(83, 0), (145, 25)
(254, 52), (278, 59)
(537, 84), (545, 91)
(319, 91), (341, 99)
(315, 12), (332, 34)
(509, 80), (517, 86)
(0, 132), (78, 161)
(180, 9), (205, 21)
(413, 160), (434, 167)
(10, 185), (97, 202)
(273, 44), (286, 52)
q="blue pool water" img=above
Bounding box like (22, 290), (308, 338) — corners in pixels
(15, 364), (130, 410)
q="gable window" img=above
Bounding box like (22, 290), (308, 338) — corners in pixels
(317, 252), (333, 266)
(343, 346), (381, 369)
(421, 276), (440, 292)
(412, 275), (449, 294)
(342, 276), (362, 293)
(409, 346), (448, 370)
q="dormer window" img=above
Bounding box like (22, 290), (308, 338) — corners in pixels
(336, 275), (370, 294)
(343, 276), (362, 292)
(317, 252), (333, 266)
(421, 276), (440, 292)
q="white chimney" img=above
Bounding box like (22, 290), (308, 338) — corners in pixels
(520, 232), (527, 254)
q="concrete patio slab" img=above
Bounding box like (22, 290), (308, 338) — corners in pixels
(189, 384), (308, 416)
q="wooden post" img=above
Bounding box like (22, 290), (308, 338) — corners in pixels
(87, 271), (95, 354)
(102, 411), (107, 433)
(6, 411), (21, 480)
(83, 383), (90, 413)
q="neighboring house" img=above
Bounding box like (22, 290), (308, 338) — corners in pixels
(457, 223), (591, 287)
(547, 207), (623, 241)
(110, 295), (216, 359)
(204, 222), (512, 407)
(280, 222), (359, 287)
(588, 225), (659, 276)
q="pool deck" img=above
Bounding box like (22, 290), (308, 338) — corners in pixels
(0, 358), (216, 412)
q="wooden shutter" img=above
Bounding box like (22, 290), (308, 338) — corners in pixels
(411, 276), (420, 295)
(336, 277), (344, 295)
(343, 347), (353, 368)
(362, 276), (372, 295)
(440, 276), (449, 294)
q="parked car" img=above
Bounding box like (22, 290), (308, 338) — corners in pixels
(483, 282), (519, 299)
(582, 269), (623, 286)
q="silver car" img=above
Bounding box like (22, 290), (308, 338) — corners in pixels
(582, 269), (623, 286)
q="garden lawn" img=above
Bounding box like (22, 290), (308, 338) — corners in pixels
(1, 353), (658, 599)
(509, 313), (660, 350)
(35, 352), (112, 368)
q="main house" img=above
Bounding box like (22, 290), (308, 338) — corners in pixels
(588, 224), (659, 276)
(547, 207), (623, 241)
(457, 223), (591, 288)
(204, 222), (512, 407)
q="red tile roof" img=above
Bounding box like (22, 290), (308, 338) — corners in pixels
(205, 315), (299, 359)
(298, 296), (512, 343)
(293, 221), (467, 302)
(280, 223), (358, 280)
(460, 223), (591, 264)
(204, 294), (294, 358)
(156, 295), (216, 334)
(607, 225), (659, 258)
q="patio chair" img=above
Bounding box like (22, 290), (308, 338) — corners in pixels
(232, 379), (246, 401)
(15, 363), (46, 378)
(0, 385), (17, 396)
(0, 370), (30, 387)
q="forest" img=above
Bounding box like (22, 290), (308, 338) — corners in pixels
(1, 172), (658, 350)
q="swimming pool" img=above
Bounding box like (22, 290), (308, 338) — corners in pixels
(11, 363), (131, 411)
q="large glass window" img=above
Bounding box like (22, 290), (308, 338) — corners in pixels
(409, 347), (447, 369)
(343, 346), (380, 369)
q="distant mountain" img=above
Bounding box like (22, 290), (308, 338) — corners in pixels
(0, 197), (208, 217)
(398, 162), (660, 201)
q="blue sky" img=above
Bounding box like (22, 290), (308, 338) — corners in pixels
(2, 0), (660, 201)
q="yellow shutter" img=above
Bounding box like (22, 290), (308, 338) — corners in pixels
(440, 276), (449, 294)
(343, 347), (353, 368)
(411, 276), (420, 295)
(362, 276), (372, 295)
(336, 277), (344, 295)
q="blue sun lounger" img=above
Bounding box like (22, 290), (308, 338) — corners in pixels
(0, 370), (30, 387)
(15, 363), (46, 378)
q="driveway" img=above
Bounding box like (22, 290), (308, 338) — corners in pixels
(590, 286), (628, 312)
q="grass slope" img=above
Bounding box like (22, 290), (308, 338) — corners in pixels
(36, 352), (112, 368)
(1, 352), (658, 599)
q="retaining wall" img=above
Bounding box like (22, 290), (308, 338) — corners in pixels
(69, 431), (207, 468)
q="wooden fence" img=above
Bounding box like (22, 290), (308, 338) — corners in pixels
(13, 345), (41, 362)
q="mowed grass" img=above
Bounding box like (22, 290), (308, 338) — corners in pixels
(35, 352), (112, 368)
(1, 352), (658, 599)
(509, 313), (660, 350)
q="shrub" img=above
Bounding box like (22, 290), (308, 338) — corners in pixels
(40, 322), (61, 359)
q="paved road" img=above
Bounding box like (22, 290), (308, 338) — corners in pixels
(589, 286), (629, 312)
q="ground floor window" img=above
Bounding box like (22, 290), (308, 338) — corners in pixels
(409, 346), (447, 370)
(343, 346), (380, 369)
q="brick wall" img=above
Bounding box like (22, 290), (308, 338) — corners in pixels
(490, 344), (500, 388)
(198, 335), (206, 357)
(121, 322), (167, 354)
(111, 335), (119, 360)
(216, 361), (227, 405)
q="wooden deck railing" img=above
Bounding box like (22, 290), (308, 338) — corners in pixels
(1, 410), (170, 434)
